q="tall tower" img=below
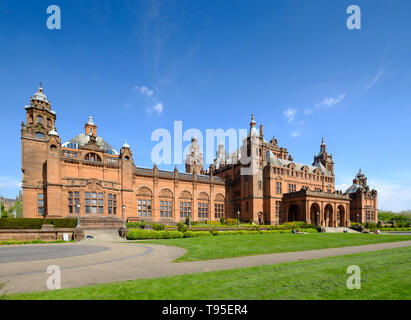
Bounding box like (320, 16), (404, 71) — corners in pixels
(21, 84), (61, 217)
(214, 141), (226, 169)
(185, 136), (204, 174)
(313, 137), (334, 174)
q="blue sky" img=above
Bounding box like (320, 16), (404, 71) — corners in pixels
(0, 0), (410, 211)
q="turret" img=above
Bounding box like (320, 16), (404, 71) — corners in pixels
(185, 136), (204, 174)
(313, 137), (334, 174)
(85, 116), (97, 136)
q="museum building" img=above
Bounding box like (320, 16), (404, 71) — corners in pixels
(21, 85), (378, 226)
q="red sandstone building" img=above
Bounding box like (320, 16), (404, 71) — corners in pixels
(21, 85), (378, 226)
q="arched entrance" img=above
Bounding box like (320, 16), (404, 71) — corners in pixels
(288, 205), (299, 222)
(324, 204), (334, 227)
(337, 205), (345, 227)
(310, 203), (321, 226)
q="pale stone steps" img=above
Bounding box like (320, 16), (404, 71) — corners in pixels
(323, 227), (359, 233)
(82, 229), (124, 242)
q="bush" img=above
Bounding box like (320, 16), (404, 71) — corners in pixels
(126, 222), (144, 228)
(177, 222), (188, 233)
(0, 218), (77, 229)
(225, 218), (238, 225)
(220, 216), (225, 224)
(183, 231), (212, 238)
(126, 229), (183, 240)
(152, 223), (165, 231)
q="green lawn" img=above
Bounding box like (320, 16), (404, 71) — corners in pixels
(6, 246), (411, 300)
(141, 233), (411, 262)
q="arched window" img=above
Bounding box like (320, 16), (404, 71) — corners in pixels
(85, 152), (101, 162)
(35, 132), (45, 139)
(37, 115), (43, 124)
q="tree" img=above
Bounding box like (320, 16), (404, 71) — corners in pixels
(1, 204), (7, 218)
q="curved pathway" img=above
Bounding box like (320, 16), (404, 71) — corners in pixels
(1, 239), (410, 294)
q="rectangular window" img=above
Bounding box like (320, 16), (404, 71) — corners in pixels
(68, 192), (80, 214)
(198, 202), (208, 219)
(275, 201), (281, 215)
(180, 201), (191, 218)
(137, 199), (152, 217)
(214, 203), (224, 219)
(38, 193), (44, 216)
(276, 182), (282, 194)
(160, 200), (172, 217)
(108, 194), (117, 215)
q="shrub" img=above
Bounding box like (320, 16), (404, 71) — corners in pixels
(126, 229), (183, 240)
(225, 218), (238, 225)
(177, 222), (188, 233)
(152, 223), (165, 231)
(183, 231), (212, 238)
(185, 216), (190, 226)
(220, 216), (225, 224)
(126, 222), (144, 228)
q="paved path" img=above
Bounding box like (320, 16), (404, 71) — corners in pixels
(1, 240), (410, 294)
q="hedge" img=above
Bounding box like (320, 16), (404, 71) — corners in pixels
(126, 229), (184, 240)
(212, 228), (318, 236)
(183, 231), (212, 238)
(0, 218), (77, 229)
(373, 227), (411, 232)
(126, 222), (166, 230)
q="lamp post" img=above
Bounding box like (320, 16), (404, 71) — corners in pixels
(275, 212), (278, 228)
(76, 203), (81, 228)
(188, 215), (191, 228)
(122, 205), (126, 228)
(357, 213), (359, 224)
(316, 212), (319, 226)
(237, 210), (240, 228)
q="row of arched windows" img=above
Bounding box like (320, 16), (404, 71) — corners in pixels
(29, 115), (53, 127)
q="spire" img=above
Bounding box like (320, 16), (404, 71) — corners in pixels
(122, 139), (130, 149)
(250, 113), (256, 128)
(32, 82), (49, 103)
(320, 136), (326, 154)
(87, 116), (95, 126)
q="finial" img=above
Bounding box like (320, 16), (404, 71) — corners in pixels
(122, 139), (130, 149)
(250, 113), (256, 127)
(87, 116), (95, 126)
(39, 82), (43, 93)
(321, 136), (324, 144)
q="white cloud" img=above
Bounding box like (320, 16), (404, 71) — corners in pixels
(304, 109), (313, 115)
(133, 85), (154, 96)
(315, 94), (346, 108)
(336, 179), (411, 212)
(369, 179), (411, 212)
(365, 70), (384, 92)
(147, 102), (163, 115)
(133, 84), (163, 115)
(283, 107), (297, 122)
(139, 86), (154, 96)
(290, 131), (300, 138)
(0, 176), (21, 198)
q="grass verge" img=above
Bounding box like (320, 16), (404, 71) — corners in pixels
(140, 233), (411, 262)
(6, 246), (411, 300)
